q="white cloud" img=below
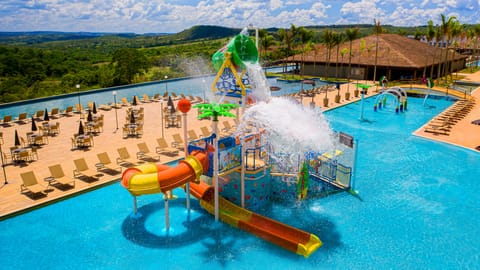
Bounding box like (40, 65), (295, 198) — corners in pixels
(0, 0), (478, 33)
(270, 0), (283, 10)
(340, 0), (385, 24)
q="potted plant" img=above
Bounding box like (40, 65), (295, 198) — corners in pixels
(334, 84), (341, 103)
(323, 97), (329, 107)
(335, 94), (341, 103)
(354, 88), (359, 97)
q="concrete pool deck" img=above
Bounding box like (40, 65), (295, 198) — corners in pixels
(0, 73), (479, 219)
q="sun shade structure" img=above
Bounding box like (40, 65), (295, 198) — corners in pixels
(43, 108), (49, 122)
(78, 121), (84, 135)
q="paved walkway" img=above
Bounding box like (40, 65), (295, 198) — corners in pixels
(1, 72), (479, 218)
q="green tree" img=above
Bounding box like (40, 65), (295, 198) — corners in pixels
(426, 20), (436, 79)
(372, 19), (383, 84)
(345, 28), (360, 97)
(112, 48), (149, 85)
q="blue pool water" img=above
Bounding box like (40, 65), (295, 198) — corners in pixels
(0, 67), (308, 117)
(1, 95), (479, 269)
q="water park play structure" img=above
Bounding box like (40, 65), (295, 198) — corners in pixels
(373, 86), (408, 113)
(121, 30), (356, 258)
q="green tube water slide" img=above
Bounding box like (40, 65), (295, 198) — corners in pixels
(212, 34), (259, 71)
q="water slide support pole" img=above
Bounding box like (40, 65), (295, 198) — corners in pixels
(183, 112), (190, 211)
(164, 194), (170, 231)
(213, 120), (219, 221)
(351, 139), (359, 191)
(240, 95), (246, 207)
(133, 196), (137, 214)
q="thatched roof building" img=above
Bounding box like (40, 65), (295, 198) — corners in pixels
(288, 33), (467, 81)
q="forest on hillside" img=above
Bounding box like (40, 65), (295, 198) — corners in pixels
(1, 23), (478, 104)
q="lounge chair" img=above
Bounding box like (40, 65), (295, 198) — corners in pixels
(99, 104), (112, 111)
(187, 130), (199, 141)
(1, 115), (12, 126)
(33, 110), (44, 121)
(121, 97), (131, 106)
(136, 142), (160, 162)
(142, 94), (153, 103)
(116, 147), (140, 167)
(20, 171), (47, 196)
(75, 104), (84, 115)
(50, 108), (60, 118)
(195, 96), (204, 104)
(15, 112), (28, 124)
(96, 152), (122, 175)
(48, 164), (75, 188)
(155, 138), (179, 156)
(73, 158), (100, 182)
(188, 95), (199, 104)
(222, 120), (236, 134)
(171, 133), (185, 150)
(200, 126), (211, 138)
(152, 93), (161, 102)
(61, 106), (74, 117)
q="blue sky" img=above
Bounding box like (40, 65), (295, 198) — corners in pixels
(0, 0), (478, 33)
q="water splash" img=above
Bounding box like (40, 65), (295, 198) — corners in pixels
(236, 63), (335, 172)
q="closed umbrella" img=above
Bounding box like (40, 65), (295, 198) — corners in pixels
(92, 102), (97, 114)
(167, 96), (176, 114)
(31, 116), (37, 132)
(132, 96), (138, 106)
(78, 121), (85, 135)
(87, 110), (93, 122)
(14, 130), (21, 147)
(130, 110), (136, 124)
(43, 108), (50, 122)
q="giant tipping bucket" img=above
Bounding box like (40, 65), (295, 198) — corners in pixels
(212, 34), (258, 71)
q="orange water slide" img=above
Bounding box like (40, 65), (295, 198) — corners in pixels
(189, 182), (322, 258)
(121, 150), (208, 196)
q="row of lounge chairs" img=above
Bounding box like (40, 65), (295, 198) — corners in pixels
(20, 138), (178, 197)
(1, 93), (206, 127)
(424, 99), (475, 135)
(18, 120), (238, 197)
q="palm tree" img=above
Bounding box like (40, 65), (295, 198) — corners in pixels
(448, 21), (463, 81)
(322, 29), (335, 105)
(474, 24), (480, 64)
(426, 20), (436, 79)
(345, 28), (360, 99)
(435, 26), (443, 83)
(440, 14), (457, 82)
(277, 29), (290, 75)
(372, 19), (382, 86)
(333, 33), (345, 103)
(334, 32), (345, 79)
(277, 24), (298, 77)
(297, 27), (314, 81)
(258, 29), (275, 70)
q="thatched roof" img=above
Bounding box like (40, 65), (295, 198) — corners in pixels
(292, 33), (467, 69)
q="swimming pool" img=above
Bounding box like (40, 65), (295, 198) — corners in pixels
(1, 95), (479, 269)
(0, 67), (310, 118)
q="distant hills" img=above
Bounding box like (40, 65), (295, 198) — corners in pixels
(0, 24), (443, 47)
(0, 25), (242, 46)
